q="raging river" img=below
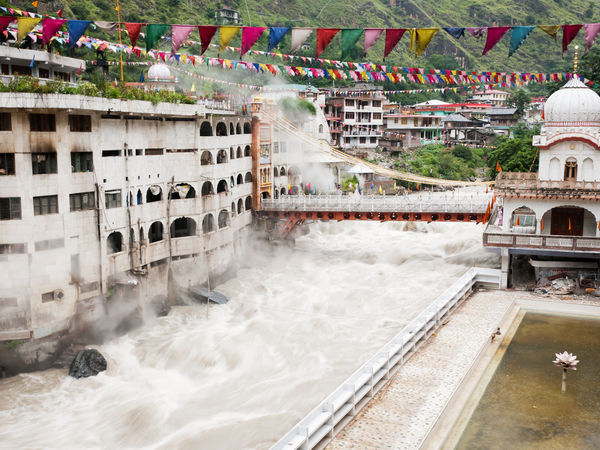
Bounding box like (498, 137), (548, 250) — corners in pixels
(0, 220), (497, 449)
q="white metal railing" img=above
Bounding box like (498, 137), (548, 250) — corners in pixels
(262, 192), (491, 214)
(271, 267), (501, 450)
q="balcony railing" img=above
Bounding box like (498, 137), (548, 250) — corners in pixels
(483, 231), (600, 252)
(262, 193), (490, 214)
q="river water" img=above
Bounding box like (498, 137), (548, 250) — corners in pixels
(0, 221), (497, 449)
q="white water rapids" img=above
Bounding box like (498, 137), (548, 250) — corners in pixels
(0, 221), (497, 449)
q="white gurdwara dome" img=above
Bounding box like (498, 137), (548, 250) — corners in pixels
(544, 77), (600, 123)
(147, 64), (172, 81)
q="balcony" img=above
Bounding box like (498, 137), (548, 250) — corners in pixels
(483, 231), (600, 252)
(495, 172), (600, 200)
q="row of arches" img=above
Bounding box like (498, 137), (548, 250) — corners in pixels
(107, 196), (253, 254)
(200, 121), (251, 137)
(508, 204), (598, 237)
(273, 167), (287, 177)
(548, 156), (595, 182)
(200, 146), (251, 165)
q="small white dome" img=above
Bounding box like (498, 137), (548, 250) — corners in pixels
(544, 77), (600, 123)
(147, 64), (172, 81)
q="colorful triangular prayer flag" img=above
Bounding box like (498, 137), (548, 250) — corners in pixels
(171, 24), (195, 54)
(341, 28), (363, 60)
(584, 23), (600, 52)
(125, 23), (144, 48)
(483, 26), (510, 55)
(17, 17), (40, 43)
(562, 24), (583, 52)
(268, 27), (289, 52)
(384, 28), (406, 59)
(219, 26), (241, 55)
(443, 27), (465, 39)
(508, 26), (535, 57)
(538, 25), (560, 42)
(197, 25), (218, 55)
(316, 28), (340, 58)
(241, 27), (267, 58)
(41, 18), (65, 46)
(290, 27), (313, 53)
(364, 28), (383, 56)
(146, 23), (170, 51)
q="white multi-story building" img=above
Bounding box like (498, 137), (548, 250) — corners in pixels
(324, 86), (385, 150)
(471, 89), (509, 106)
(0, 91), (262, 354)
(383, 112), (444, 148)
(483, 78), (600, 288)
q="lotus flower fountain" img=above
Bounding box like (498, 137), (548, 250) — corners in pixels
(553, 351), (579, 395)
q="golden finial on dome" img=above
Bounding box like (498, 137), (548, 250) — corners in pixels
(574, 45), (579, 74)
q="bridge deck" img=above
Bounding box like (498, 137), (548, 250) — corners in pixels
(260, 192), (492, 223)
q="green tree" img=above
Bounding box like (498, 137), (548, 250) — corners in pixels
(487, 134), (538, 178)
(452, 145), (473, 161)
(508, 89), (531, 116)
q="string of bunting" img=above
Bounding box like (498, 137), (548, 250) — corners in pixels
(1, 12), (600, 61)
(70, 33), (584, 87)
(7, 26), (587, 87)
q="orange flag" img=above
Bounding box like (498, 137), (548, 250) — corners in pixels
(541, 219), (544, 231)
(496, 160), (502, 172)
(568, 217), (572, 230)
(515, 216), (520, 226)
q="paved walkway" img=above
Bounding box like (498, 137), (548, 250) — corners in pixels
(326, 289), (520, 449)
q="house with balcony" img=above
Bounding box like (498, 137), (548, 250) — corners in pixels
(324, 85), (385, 149)
(384, 112), (444, 148)
(471, 89), (509, 106)
(483, 78), (600, 288)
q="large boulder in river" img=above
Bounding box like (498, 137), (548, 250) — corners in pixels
(68, 349), (107, 379)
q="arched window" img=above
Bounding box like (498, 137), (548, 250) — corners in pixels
(230, 176), (235, 188)
(218, 209), (230, 229)
(237, 198), (243, 214)
(217, 149), (227, 164)
(216, 122), (227, 136)
(511, 206), (536, 234)
(236, 123), (242, 134)
(128, 191), (133, 207)
(170, 184), (195, 200)
(230, 147), (235, 160)
(237, 174), (243, 185)
(274, 167), (279, 177)
(549, 157), (561, 180)
(146, 186), (162, 203)
(202, 214), (214, 234)
(136, 189), (143, 205)
(244, 145), (251, 157)
(148, 221), (163, 243)
(236, 146), (242, 158)
(583, 158), (594, 181)
(280, 166), (286, 176)
(217, 179), (228, 193)
(318, 124), (324, 134)
(564, 158), (577, 181)
(243, 122), (251, 134)
(200, 121), (213, 136)
(200, 151), (213, 166)
(231, 202), (236, 217)
(281, 187), (286, 196)
(201, 181), (214, 196)
(229, 122), (234, 135)
(139, 226), (144, 243)
(245, 195), (252, 210)
(170, 217), (196, 238)
(107, 232), (123, 254)
(245, 172), (252, 183)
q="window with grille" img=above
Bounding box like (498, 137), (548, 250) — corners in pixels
(0, 153), (15, 175)
(71, 152), (93, 172)
(105, 190), (122, 209)
(33, 195), (58, 215)
(0, 197), (21, 220)
(32, 153), (57, 174)
(29, 114), (56, 132)
(69, 115), (91, 132)
(69, 192), (95, 212)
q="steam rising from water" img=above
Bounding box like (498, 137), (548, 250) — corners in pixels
(0, 221), (497, 449)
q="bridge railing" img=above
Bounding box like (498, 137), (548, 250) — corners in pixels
(261, 193), (491, 214)
(271, 267), (501, 450)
